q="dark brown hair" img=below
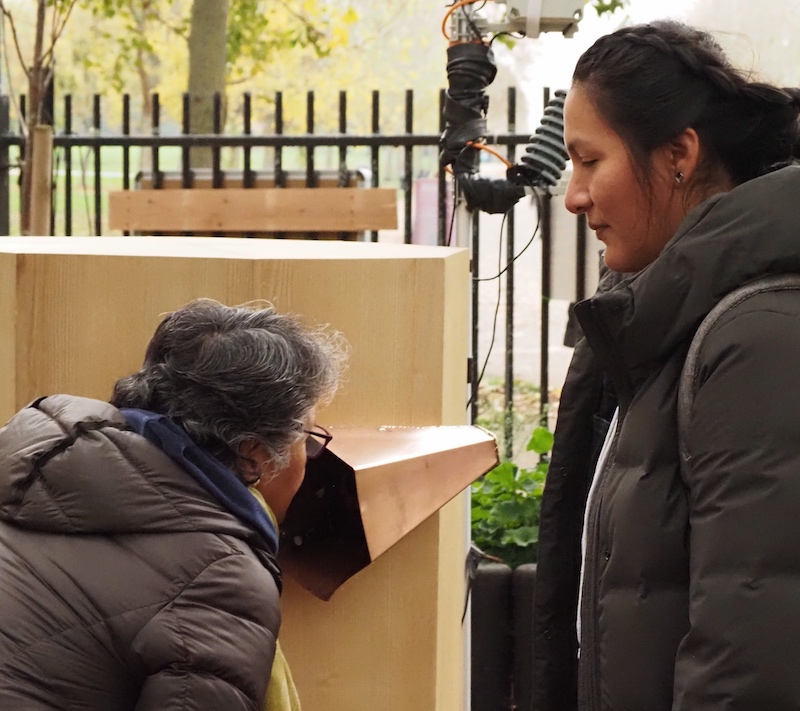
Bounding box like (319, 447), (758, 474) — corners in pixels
(573, 21), (800, 187)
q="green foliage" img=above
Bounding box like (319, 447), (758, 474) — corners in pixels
(225, 0), (355, 84)
(471, 425), (553, 568)
(71, 0), (356, 102)
(591, 0), (627, 16)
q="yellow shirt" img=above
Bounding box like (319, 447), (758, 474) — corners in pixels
(249, 488), (302, 711)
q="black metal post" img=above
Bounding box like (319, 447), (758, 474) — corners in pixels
(470, 211), (480, 424)
(540, 194), (552, 426)
(64, 94), (72, 236)
(121, 94), (129, 236)
(338, 91), (347, 187)
(306, 90), (317, 239)
(212, 92), (222, 189)
(181, 93), (192, 189)
(370, 90), (380, 242)
(403, 90), (413, 244)
(338, 90), (348, 240)
(152, 93), (162, 189)
(243, 93), (253, 188)
(48, 71), (56, 236)
(0, 95), (10, 235)
(274, 91), (285, 239)
(504, 87), (517, 459)
(305, 91), (316, 187)
(438, 88), (448, 246)
(274, 92), (284, 187)
(243, 92), (255, 238)
(93, 94), (101, 236)
(539, 88), (552, 425)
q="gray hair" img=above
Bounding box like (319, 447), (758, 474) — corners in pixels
(110, 298), (347, 477)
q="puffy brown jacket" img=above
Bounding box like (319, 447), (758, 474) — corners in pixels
(0, 395), (281, 710)
(534, 165), (800, 710)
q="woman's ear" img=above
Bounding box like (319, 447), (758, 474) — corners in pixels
(237, 439), (263, 482)
(669, 127), (701, 182)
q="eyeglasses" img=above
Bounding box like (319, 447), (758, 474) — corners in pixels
(303, 425), (332, 459)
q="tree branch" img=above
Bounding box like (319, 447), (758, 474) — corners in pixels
(272, 0), (324, 42)
(0, 2), (31, 82)
(42, 0), (79, 66)
(53, 0), (79, 46)
(1, 19), (26, 137)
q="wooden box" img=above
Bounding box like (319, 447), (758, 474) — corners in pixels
(0, 236), (471, 711)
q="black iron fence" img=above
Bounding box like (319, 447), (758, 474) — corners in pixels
(0, 88), (591, 457)
(0, 87), (595, 710)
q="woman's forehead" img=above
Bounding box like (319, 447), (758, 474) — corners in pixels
(564, 86), (618, 151)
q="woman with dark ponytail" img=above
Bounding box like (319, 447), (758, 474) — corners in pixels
(533, 20), (800, 711)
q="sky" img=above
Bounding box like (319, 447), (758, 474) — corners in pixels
(487, 0), (799, 131)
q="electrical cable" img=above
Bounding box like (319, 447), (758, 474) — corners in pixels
(447, 142), (513, 171)
(490, 31), (525, 46)
(466, 209), (508, 410)
(475, 188), (542, 281)
(459, 1), (485, 43)
(467, 140), (512, 168)
(466, 185), (544, 408)
(446, 187), (459, 246)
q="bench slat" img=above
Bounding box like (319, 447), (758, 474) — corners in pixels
(108, 188), (398, 232)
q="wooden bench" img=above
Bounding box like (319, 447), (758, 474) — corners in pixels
(108, 187), (398, 236)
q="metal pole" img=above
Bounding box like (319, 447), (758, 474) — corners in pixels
(0, 96), (10, 236)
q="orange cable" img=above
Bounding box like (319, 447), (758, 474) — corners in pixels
(467, 141), (513, 168)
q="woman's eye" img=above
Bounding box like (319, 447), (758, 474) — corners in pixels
(581, 158), (597, 167)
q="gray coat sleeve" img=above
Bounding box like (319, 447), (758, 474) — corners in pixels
(673, 305), (800, 707)
(131, 552), (280, 711)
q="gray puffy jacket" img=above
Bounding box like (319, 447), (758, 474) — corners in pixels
(0, 395), (281, 710)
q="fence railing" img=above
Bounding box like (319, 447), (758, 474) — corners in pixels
(0, 88), (592, 459)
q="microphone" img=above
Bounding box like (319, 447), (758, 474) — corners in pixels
(507, 90), (569, 189)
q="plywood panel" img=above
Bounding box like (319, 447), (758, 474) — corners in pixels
(11, 253), (259, 415)
(0, 254), (16, 420)
(0, 236), (471, 711)
(108, 188), (398, 232)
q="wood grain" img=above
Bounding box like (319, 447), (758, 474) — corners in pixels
(108, 187), (398, 233)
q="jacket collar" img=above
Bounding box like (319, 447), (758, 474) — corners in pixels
(122, 408), (279, 554)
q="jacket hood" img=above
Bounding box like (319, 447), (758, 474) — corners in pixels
(0, 395), (266, 546)
(576, 165), (800, 401)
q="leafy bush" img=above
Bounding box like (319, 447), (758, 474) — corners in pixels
(471, 426), (554, 568)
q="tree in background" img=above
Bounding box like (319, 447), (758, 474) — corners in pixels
(5, 0), (625, 137)
(185, 0), (354, 165)
(0, 0), (77, 233)
(65, 0), (355, 137)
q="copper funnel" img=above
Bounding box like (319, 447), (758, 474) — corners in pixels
(279, 425), (499, 600)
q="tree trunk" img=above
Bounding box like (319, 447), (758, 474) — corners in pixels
(187, 0), (229, 170)
(28, 125), (52, 235)
(21, 0), (48, 234)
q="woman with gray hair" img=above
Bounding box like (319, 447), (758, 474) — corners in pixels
(0, 298), (347, 710)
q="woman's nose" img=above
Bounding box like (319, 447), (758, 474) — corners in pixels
(564, 175), (590, 215)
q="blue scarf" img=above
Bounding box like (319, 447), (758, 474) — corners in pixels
(121, 408), (279, 553)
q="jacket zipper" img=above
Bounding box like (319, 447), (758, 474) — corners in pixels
(579, 419), (619, 710)
(578, 299), (630, 710)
